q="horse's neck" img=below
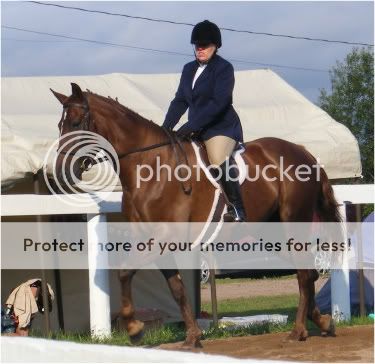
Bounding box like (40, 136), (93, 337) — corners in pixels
(88, 95), (168, 191)
(90, 95), (165, 155)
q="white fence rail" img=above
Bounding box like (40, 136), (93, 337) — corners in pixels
(1, 184), (374, 335)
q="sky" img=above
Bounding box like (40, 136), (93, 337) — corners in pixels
(1, 1), (374, 103)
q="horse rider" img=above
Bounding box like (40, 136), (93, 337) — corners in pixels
(163, 20), (246, 222)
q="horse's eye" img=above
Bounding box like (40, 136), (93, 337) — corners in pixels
(71, 121), (81, 129)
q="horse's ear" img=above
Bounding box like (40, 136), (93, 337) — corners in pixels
(71, 83), (84, 99)
(50, 88), (68, 105)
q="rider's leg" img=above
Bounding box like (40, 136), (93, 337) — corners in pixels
(219, 156), (246, 222)
(204, 135), (236, 166)
(204, 136), (246, 222)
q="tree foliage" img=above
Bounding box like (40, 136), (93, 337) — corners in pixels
(318, 47), (374, 183)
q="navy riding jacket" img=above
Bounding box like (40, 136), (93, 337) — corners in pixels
(163, 54), (243, 142)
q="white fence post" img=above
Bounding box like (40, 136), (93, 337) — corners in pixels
(87, 213), (111, 338)
(330, 202), (351, 322)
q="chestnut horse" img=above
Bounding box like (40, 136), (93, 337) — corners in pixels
(51, 83), (339, 348)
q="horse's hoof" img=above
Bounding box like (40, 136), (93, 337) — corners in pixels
(321, 318), (336, 337)
(284, 329), (308, 342)
(129, 330), (145, 345)
(180, 339), (203, 350)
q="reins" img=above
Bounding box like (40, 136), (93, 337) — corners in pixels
(117, 139), (171, 160)
(116, 127), (192, 195)
(161, 127), (192, 195)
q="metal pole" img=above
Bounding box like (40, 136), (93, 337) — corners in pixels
(194, 269), (201, 319)
(204, 237), (218, 327)
(208, 266), (218, 327)
(53, 269), (65, 331)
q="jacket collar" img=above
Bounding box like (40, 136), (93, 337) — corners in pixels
(191, 54), (219, 90)
(194, 53), (219, 69)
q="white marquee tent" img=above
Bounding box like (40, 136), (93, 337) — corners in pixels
(2, 69), (361, 190)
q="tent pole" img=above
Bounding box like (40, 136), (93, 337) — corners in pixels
(209, 269), (218, 327)
(33, 172), (51, 334)
(194, 269), (201, 318)
(206, 248), (218, 327)
(53, 269), (65, 330)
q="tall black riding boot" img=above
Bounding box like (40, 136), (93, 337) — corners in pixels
(218, 158), (246, 222)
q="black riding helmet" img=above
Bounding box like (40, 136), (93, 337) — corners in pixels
(191, 20), (222, 48)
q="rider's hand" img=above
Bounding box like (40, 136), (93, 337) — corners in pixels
(176, 123), (196, 139)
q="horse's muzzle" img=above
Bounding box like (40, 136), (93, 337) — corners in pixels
(55, 157), (84, 189)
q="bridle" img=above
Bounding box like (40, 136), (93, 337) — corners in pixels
(59, 102), (91, 135)
(57, 101), (192, 194)
(58, 102), (93, 172)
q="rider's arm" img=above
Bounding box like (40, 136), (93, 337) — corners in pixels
(163, 65), (189, 130)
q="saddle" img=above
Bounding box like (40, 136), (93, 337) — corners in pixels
(163, 127), (247, 189)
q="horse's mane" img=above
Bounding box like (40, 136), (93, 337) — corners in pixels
(85, 89), (160, 128)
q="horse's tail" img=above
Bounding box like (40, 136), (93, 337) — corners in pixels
(316, 167), (342, 222)
(300, 145), (341, 223)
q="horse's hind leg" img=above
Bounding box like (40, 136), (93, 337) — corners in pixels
(279, 180), (323, 341)
(306, 270), (335, 337)
(118, 269), (145, 343)
(288, 269), (335, 341)
(161, 269), (202, 349)
(280, 208), (311, 340)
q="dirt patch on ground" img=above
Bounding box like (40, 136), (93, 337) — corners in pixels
(159, 325), (374, 362)
(201, 276), (328, 302)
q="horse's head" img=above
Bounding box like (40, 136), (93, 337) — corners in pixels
(50, 83), (94, 187)
(50, 83), (161, 193)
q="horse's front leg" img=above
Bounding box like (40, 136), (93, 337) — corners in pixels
(287, 269), (309, 341)
(118, 269), (144, 343)
(161, 269), (202, 349)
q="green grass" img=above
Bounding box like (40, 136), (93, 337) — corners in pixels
(203, 273), (298, 286)
(30, 321), (293, 346)
(202, 294), (299, 317)
(30, 293), (373, 346)
(336, 315), (374, 328)
(31, 325), (186, 347)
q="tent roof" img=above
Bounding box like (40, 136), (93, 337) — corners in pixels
(2, 69), (361, 188)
